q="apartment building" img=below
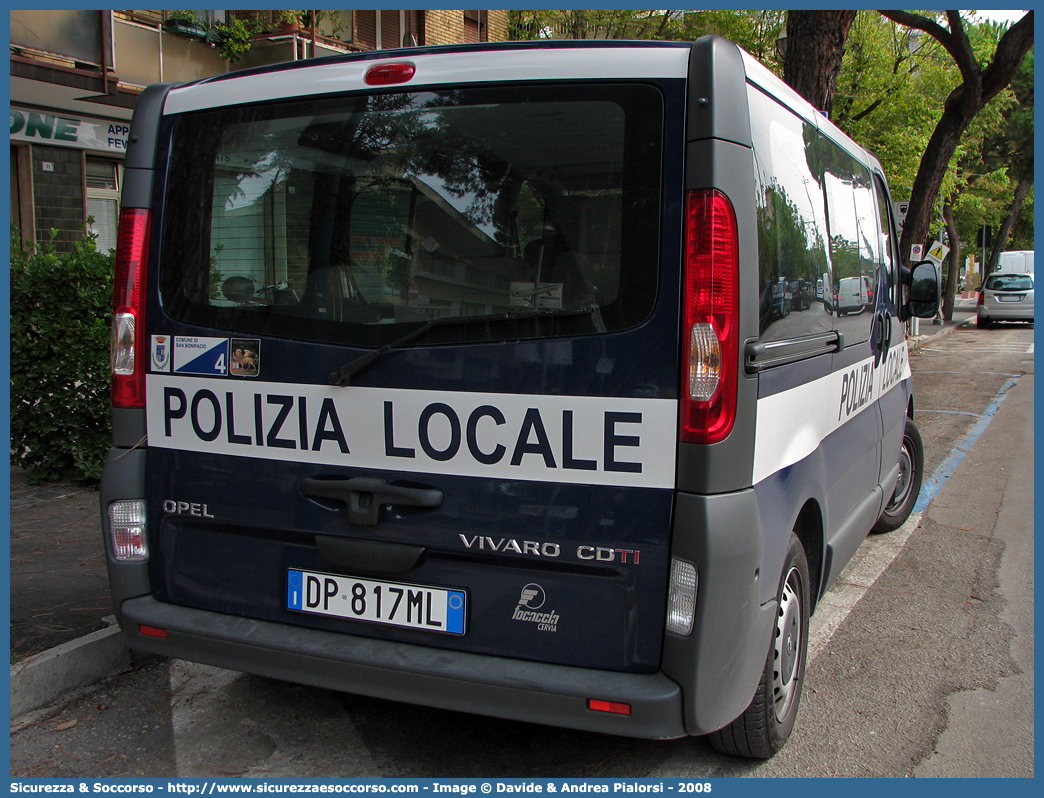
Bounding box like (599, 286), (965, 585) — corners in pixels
(10, 10), (509, 252)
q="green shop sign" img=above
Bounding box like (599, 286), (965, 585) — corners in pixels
(10, 107), (130, 155)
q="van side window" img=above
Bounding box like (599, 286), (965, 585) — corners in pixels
(872, 174), (899, 308)
(820, 141), (879, 344)
(747, 87), (831, 342)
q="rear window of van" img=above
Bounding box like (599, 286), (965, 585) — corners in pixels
(158, 83), (664, 348)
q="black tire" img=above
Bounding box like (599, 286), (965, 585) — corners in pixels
(872, 417), (924, 534)
(707, 534), (810, 759)
(977, 315), (991, 329)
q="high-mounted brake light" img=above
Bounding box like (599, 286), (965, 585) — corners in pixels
(364, 62), (416, 86)
(111, 208), (150, 409)
(680, 189), (739, 445)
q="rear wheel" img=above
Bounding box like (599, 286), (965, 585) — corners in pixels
(707, 534), (809, 759)
(977, 314), (991, 329)
(872, 417), (924, 534)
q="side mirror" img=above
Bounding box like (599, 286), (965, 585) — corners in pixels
(901, 260), (940, 320)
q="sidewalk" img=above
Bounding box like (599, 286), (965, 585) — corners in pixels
(10, 468), (111, 661)
(7, 304), (975, 716)
(908, 299), (976, 352)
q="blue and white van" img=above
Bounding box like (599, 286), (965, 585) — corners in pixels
(103, 37), (940, 758)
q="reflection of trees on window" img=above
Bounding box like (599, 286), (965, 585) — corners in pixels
(828, 233), (860, 279)
(758, 183), (827, 283)
(298, 91), (521, 245)
(347, 182), (412, 302)
(749, 91), (834, 339)
(755, 172), (830, 336)
(822, 148), (876, 285)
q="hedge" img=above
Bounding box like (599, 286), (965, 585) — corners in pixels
(10, 228), (114, 483)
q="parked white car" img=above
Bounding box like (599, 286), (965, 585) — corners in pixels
(977, 272), (1034, 328)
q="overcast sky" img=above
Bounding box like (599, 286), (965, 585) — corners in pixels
(968, 9), (1029, 25)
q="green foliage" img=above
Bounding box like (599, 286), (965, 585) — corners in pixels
(677, 10), (786, 70)
(509, 10), (683, 42)
(831, 11), (1033, 253)
(10, 227), (114, 484)
(213, 15), (264, 63)
(271, 10), (349, 37)
(834, 12), (956, 198)
(165, 10), (197, 24)
(506, 9), (1033, 251)
(1008, 187), (1034, 249)
(946, 42), (1033, 255)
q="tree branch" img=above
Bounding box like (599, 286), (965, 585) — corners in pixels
(981, 12), (1035, 100)
(877, 10), (953, 53)
(879, 11), (982, 91)
(851, 96), (885, 123)
(943, 11), (981, 93)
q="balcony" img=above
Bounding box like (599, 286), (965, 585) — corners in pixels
(10, 10), (364, 97)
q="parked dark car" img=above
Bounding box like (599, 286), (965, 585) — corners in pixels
(789, 279), (811, 310)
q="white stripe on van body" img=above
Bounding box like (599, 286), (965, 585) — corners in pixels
(752, 340), (912, 485)
(163, 47), (692, 115)
(147, 375), (678, 490)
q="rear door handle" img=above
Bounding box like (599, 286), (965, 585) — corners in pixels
(301, 477), (443, 526)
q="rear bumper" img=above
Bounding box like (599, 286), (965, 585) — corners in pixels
(104, 447), (770, 740)
(979, 304), (1033, 321)
(119, 595), (688, 739)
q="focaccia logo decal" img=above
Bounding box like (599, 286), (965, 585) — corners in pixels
(512, 583), (558, 632)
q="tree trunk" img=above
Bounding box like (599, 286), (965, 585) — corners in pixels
(881, 10), (1033, 267)
(898, 92), (970, 265)
(985, 177), (1031, 278)
(941, 201), (961, 320)
(782, 10), (858, 118)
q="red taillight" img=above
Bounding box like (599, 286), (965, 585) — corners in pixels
(139, 625), (167, 639)
(977, 291), (985, 306)
(364, 62), (416, 85)
(588, 699), (631, 716)
(111, 208), (150, 409)
(680, 189), (739, 445)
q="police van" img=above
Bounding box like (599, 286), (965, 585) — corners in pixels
(102, 37), (940, 758)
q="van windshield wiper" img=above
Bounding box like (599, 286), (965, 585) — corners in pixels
(328, 307), (602, 386)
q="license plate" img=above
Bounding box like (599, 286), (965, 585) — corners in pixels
(287, 569), (466, 634)
(997, 295), (1023, 302)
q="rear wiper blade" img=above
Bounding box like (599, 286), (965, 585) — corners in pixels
(328, 307), (600, 386)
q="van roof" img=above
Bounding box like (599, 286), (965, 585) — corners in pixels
(164, 39), (695, 115)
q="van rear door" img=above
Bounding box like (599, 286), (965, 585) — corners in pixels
(145, 69), (684, 674)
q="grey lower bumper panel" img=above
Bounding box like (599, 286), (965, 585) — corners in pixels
(120, 596), (688, 739)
